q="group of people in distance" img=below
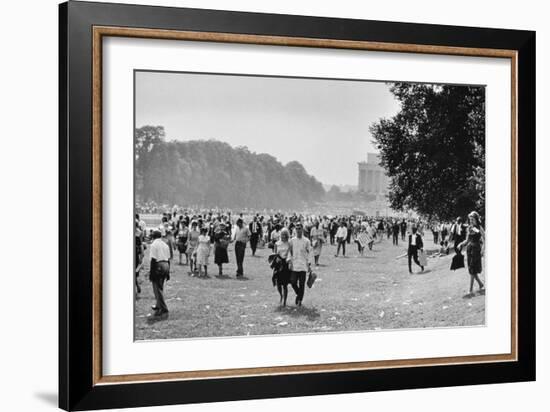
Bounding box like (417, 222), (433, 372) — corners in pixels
(135, 205), (485, 318)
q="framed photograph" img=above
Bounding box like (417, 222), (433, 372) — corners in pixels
(59, 1), (535, 410)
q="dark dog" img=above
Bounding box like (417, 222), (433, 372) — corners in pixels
(268, 254), (291, 306)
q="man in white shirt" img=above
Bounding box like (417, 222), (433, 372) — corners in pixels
(149, 230), (171, 317)
(233, 218), (251, 278)
(288, 223), (312, 306)
(334, 221), (348, 257)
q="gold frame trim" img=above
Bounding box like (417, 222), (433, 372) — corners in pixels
(92, 26), (518, 386)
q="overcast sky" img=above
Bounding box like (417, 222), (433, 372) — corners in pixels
(135, 71), (401, 186)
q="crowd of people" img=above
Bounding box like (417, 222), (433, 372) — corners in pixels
(135, 206), (485, 319)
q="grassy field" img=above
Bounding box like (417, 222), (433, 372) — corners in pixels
(135, 236), (485, 340)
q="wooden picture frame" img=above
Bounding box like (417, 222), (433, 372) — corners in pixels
(59, 1), (535, 410)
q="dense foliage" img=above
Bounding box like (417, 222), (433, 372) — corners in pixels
(371, 83), (485, 221)
(135, 126), (325, 209)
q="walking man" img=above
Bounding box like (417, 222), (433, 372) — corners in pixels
(334, 221), (348, 257)
(431, 222), (440, 244)
(400, 219), (407, 241)
(329, 219), (337, 245)
(407, 226), (424, 274)
(233, 218), (250, 278)
(149, 230), (171, 318)
(288, 223), (312, 306)
(392, 220), (400, 246)
(449, 217), (466, 254)
(249, 215), (262, 256)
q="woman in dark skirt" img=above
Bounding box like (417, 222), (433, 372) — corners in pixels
(273, 229), (292, 305)
(458, 211), (485, 297)
(176, 225), (189, 265)
(214, 223), (230, 276)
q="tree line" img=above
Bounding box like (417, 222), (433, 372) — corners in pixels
(135, 126), (326, 209)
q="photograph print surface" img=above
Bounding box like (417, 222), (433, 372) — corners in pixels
(133, 70), (486, 340)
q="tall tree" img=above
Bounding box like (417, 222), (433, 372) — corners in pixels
(135, 125), (166, 200)
(371, 83), (485, 221)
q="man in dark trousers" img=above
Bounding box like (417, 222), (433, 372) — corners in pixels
(289, 223), (312, 306)
(400, 219), (407, 241)
(329, 219), (338, 245)
(449, 217), (466, 254)
(149, 230), (171, 318)
(407, 226), (424, 274)
(233, 218), (250, 277)
(249, 215), (262, 256)
(392, 220), (400, 246)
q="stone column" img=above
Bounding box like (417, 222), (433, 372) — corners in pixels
(357, 168), (363, 192)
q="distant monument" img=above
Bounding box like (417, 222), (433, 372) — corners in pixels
(358, 153), (389, 198)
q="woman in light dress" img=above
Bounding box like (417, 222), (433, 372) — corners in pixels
(195, 227), (211, 277)
(176, 224), (189, 265)
(186, 221), (200, 275)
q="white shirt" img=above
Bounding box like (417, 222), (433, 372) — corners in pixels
(335, 226), (348, 239)
(289, 236), (311, 272)
(233, 226), (251, 243)
(411, 234), (416, 246)
(150, 238), (171, 262)
(270, 230), (281, 242)
(275, 240), (290, 259)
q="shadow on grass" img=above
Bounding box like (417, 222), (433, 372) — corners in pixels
(462, 289), (485, 299)
(146, 313), (169, 324)
(215, 274), (232, 280)
(276, 305), (321, 321)
(414, 269), (432, 275)
(195, 275), (215, 280)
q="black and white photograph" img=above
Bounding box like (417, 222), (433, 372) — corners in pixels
(134, 71), (486, 340)
(0, 0), (541, 410)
